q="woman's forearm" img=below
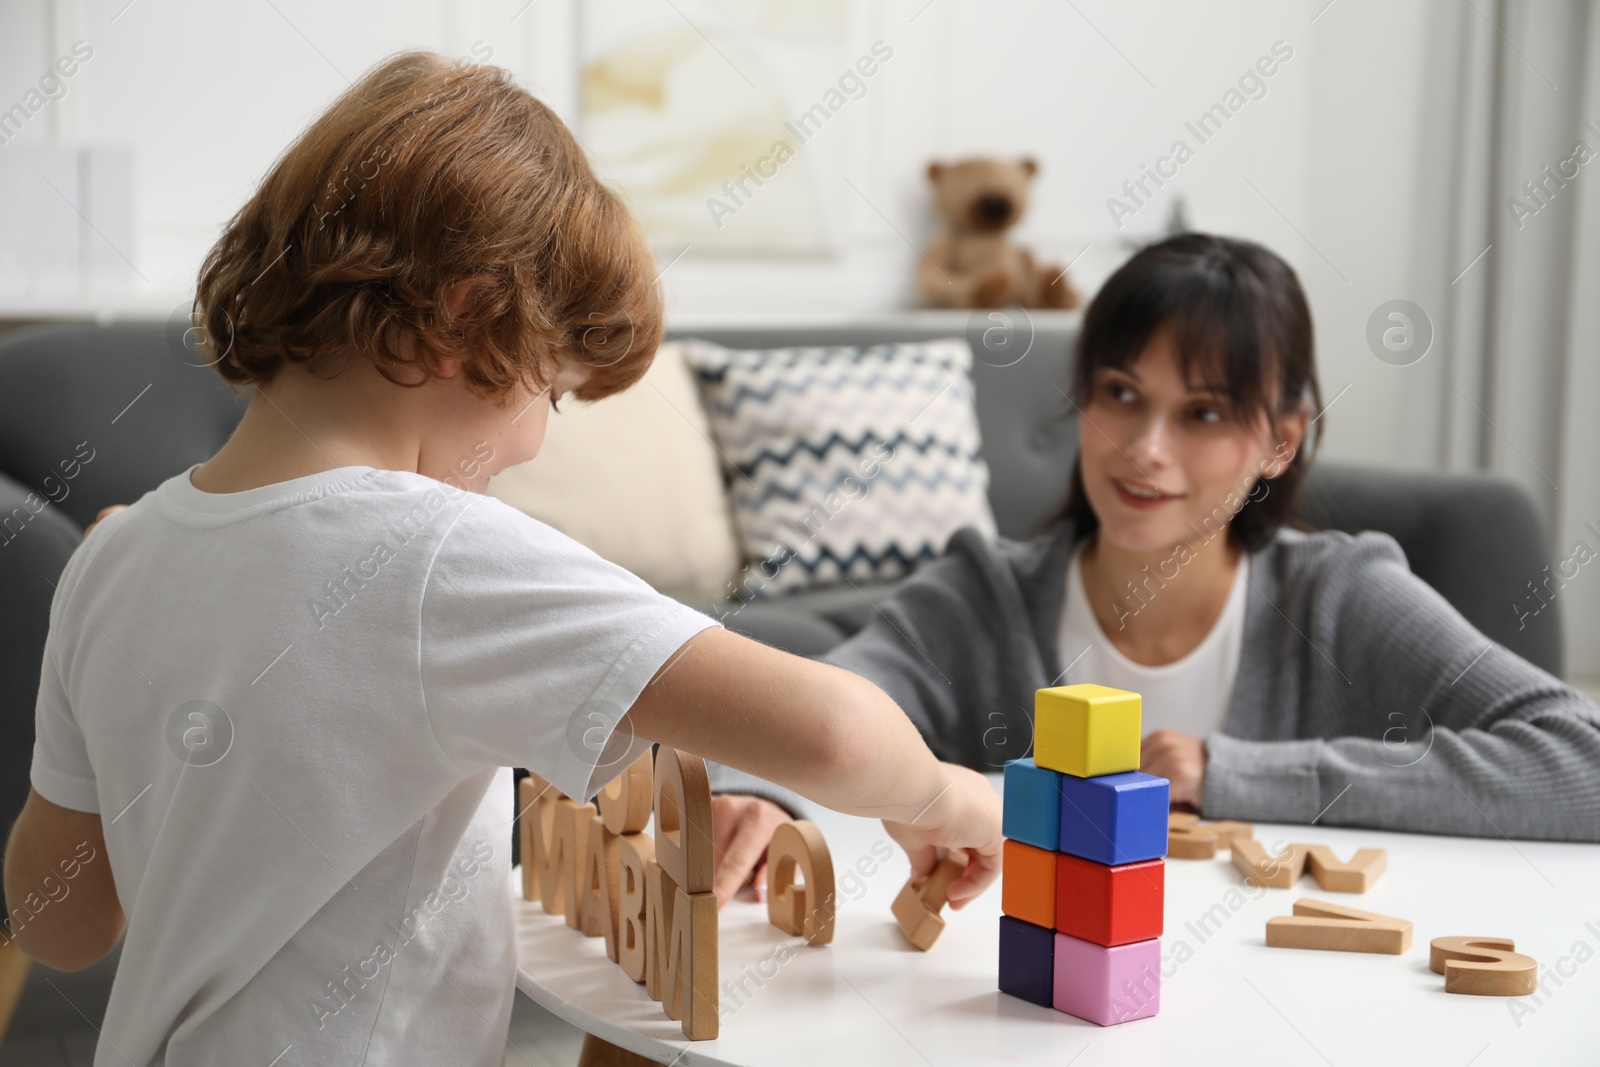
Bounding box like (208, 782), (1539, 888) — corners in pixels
(1220, 535), (1600, 841)
(1204, 707), (1600, 840)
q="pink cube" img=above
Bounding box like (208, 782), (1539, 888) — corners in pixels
(1052, 932), (1160, 1026)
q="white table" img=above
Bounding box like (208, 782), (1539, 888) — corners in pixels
(513, 777), (1600, 1066)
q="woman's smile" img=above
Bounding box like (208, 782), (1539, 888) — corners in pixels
(1110, 476), (1184, 509)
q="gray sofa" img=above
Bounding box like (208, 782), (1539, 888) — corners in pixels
(0, 319), (1566, 864)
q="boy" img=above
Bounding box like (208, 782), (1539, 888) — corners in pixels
(3, 52), (1001, 1066)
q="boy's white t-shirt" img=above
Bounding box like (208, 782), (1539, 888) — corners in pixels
(29, 463), (720, 1067)
(1056, 540), (1248, 737)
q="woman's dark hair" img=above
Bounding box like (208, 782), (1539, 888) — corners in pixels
(1057, 232), (1324, 552)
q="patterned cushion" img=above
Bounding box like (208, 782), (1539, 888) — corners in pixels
(486, 341), (742, 601)
(682, 337), (999, 596)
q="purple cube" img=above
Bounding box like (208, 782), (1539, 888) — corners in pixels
(999, 915), (1055, 1008)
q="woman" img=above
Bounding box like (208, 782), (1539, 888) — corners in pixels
(706, 232), (1600, 905)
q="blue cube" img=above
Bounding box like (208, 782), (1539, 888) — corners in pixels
(999, 915), (1055, 1008)
(1002, 758), (1061, 851)
(1057, 771), (1169, 865)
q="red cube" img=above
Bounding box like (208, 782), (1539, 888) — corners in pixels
(1055, 852), (1163, 946)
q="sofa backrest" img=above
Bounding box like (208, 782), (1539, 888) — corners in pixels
(0, 322), (249, 530)
(0, 319), (1564, 675)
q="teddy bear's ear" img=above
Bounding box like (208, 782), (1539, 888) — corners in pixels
(926, 161), (944, 183)
(1020, 157), (1039, 178)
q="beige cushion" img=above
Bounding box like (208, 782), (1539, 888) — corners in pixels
(485, 340), (742, 601)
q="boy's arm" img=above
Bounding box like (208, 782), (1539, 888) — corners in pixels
(623, 626), (1002, 905)
(626, 626), (941, 822)
(3, 788), (124, 971)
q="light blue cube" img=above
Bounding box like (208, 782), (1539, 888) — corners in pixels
(1002, 758), (1062, 851)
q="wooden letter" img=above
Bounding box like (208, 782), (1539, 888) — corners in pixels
(660, 885), (719, 1040)
(1211, 822), (1254, 851)
(1167, 812), (1212, 859)
(1231, 839), (1307, 888)
(1430, 936), (1538, 996)
(653, 746), (713, 894)
(618, 834), (655, 982)
(529, 787), (588, 917)
(1265, 897), (1413, 954)
(549, 798), (591, 928)
(1304, 845), (1386, 893)
(580, 814), (621, 953)
(766, 820), (835, 945)
(892, 849), (969, 951)
(517, 774), (552, 902)
(643, 859), (673, 1001)
(598, 751), (654, 835)
(1168, 812), (1252, 859)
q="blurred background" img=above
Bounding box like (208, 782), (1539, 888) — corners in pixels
(1, 1), (1597, 1062)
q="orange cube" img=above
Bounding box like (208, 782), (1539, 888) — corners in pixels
(1002, 839), (1057, 929)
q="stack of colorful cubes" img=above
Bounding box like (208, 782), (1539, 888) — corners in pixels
(998, 684), (1169, 1026)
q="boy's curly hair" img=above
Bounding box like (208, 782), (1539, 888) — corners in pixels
(194, 50), (661, 406)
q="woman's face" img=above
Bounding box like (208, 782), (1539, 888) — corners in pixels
(1077, 324), (1301, 557)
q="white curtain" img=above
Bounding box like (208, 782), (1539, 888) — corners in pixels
(1412, 0), (1600, 678)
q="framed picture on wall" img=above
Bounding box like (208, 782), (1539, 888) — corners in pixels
(577, 0), (859, 254)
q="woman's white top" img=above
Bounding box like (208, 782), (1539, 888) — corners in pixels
(1057, 539), (1250, 737)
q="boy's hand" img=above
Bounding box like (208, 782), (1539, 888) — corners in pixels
(83, 504), (128, 541)
(710, 794), (793, 908)
(882, 763), (1002, 911)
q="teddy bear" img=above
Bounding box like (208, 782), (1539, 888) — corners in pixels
(917, 157), (1080, 310)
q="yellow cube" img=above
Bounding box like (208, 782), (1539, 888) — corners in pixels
(1034, 684), (1142, 778)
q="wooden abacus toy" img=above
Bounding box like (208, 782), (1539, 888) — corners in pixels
(998, 684), (1169, 1026)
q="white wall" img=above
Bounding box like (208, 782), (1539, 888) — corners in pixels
(0, 0), (1447, 473)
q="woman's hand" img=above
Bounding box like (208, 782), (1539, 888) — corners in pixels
(82, 504), (128, 541)
(1140, 728), (1207, 808)
(710, 794), (793, 908)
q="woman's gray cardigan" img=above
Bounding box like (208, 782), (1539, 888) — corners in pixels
(710, 520), (1600, 841)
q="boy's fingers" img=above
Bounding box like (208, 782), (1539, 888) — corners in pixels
(899, 841), (939, 881)
(945, 869), (977, 906)
(945, 852), (1001, 908)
